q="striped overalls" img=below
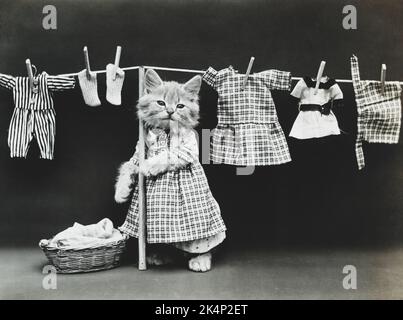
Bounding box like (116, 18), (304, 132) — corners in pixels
(0, 72), (75, 159)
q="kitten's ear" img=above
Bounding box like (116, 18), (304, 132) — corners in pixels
(145, 69), (163, 92)
(183, 75), (202, 95)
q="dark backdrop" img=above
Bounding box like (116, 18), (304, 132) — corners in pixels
(0, 0), (402, 248)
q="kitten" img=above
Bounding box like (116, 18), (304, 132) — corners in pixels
(114, 70), (201, 201)
(115, 69), (223, 272)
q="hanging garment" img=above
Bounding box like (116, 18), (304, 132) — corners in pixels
(119, 128), (227, 246)
(0, 72), (75, 159)
(106, 64), (125, 106)
(290, 77), (344, 139)
(203, 66), (292, 166)
(351, 55), (402, 170)
(78, 69), (101, 107)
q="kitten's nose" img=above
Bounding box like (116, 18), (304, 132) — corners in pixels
(166, 107), (174, 116)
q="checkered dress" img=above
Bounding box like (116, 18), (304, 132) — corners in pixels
(203, 66), (292, 166)
(351, 55), (402, 170)
(120, 129), (226, 243)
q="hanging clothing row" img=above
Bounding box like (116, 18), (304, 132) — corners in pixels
(0, 53), (401, 169)
(201, 57), (401, 170)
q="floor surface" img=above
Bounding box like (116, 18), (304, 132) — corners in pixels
(1, 246), (402, 299)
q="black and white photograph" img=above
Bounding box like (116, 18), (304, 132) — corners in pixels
(0, 0), (403, 305)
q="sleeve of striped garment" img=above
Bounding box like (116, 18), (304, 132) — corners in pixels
(47, 75), (76, 91)
(0, 73), (16, 90)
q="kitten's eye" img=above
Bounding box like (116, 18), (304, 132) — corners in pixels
(156, 100), (166, 106)
(176, 104), (185, 109)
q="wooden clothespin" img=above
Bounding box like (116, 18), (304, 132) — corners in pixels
(113, 45), (122, 81)
(380, 64), (387, 95)
(242, 56), (255, 90)
(25, 59), (34, 91)
(83, 46), (91, 80)
(314, 61), (326, 95)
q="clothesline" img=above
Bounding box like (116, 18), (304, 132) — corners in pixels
(58, 65), (202, 77)
(58, 65), (403, 85)
(59, 65), (140, 77)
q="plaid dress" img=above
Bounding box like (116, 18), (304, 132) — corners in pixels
(203, 66), (292, 166)
(120, 128), (226, 244)
(351, 55), (402, 170)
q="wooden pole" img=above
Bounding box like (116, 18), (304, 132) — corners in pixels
(138, 66), (147, 271)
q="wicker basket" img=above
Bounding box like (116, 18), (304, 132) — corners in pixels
(39, 235), (128, 274)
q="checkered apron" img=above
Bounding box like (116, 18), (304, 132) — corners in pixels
(351, 55), (402, 170)
(203, 66), (292, 166)
(120, 130), (226, 243)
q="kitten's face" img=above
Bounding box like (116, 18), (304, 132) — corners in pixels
(137, 70), (201, 130)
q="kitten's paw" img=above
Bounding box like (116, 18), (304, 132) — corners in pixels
(139, 162), (151, 177)
(114, 161), (137, 203)
(148, 162), (168, 176)
(114, 185), (132, 203)
(146, 252), (174, 266)
(140, 158), (168, 177)
(188, 252), (212, 272)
